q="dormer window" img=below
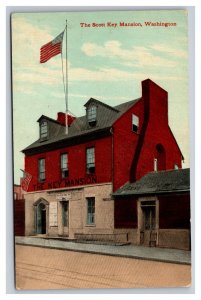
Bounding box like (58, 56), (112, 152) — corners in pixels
(40, 120), (48, 140)
(87, 105), (97, 126)
(132, 114), (139, 133)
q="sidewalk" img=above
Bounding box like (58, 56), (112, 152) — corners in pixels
(15, 236), (191, 265)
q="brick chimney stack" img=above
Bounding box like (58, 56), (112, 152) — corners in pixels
(57, 112), (76, 126)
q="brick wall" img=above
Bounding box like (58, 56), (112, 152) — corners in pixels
(25, 136), (112, 192)
(14, 199), (25, 236)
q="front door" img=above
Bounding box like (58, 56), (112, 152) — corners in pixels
(140, 201), (156, 246)
(36, 202), (47, 234)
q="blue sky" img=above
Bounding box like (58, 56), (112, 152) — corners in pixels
(12, 10), (189, 183)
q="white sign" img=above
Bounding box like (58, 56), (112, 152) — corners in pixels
(49, 202), (58, 226)
(56, 192), (71, 200)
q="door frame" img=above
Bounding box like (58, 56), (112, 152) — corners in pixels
(34, 198), (49, 235)
(58, 199), (69, 236)
(137, 196), (159, 246)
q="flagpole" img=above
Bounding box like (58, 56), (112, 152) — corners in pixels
(65, 20), (68, 135)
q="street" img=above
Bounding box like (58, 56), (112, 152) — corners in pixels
(15, 245), (191, 290)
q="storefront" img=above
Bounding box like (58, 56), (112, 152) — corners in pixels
(25, 183), (114, 239)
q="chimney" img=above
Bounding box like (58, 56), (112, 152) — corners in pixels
(142, 79), (168, 125)
(57, 112), (76, 126)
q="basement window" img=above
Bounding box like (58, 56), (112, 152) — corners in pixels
(132, 114), (139, 133)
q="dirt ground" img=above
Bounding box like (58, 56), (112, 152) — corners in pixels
(15, 245), (191, 290)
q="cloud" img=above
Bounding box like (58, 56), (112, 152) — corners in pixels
(12, 17), (70, 86)
(150, 44), (187, 58)
(69, 66), (181, 82)
(13, 63), (183, 92)
(81, 40), (180, 68)
(12, 16), (53, 66)
(12, 17), (185, 93)
(13, 85), (36, 95)
(13, 69), (61, 86)
(70, 93), (129, 102)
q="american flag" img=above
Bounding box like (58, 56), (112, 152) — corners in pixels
(40, 31), (64, 63)
(20, 170), (32, 192)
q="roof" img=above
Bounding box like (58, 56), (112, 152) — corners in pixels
(37, 115), (64, 125)
(113, 168), (190, 197)
(22, 97), (140, 154)
(84, 98), (119, 112)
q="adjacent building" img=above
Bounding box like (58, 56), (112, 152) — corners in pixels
(21, 79), (190, 249)
(14, 184), (24, 200)
(14, 184), (25, 236)
(113, 168), (190, 250)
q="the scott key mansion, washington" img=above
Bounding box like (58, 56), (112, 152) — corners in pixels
(22, 79), (190, 250)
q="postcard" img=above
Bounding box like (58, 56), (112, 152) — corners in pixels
(12, 10), (191, 290)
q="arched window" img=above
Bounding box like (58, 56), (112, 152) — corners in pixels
(34, 199), (49, 234)
(154, 144), (166, 171)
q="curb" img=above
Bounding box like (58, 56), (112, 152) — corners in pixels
(15, 241), (191, 266)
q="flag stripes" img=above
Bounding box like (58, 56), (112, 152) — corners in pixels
(20, 169), (32, 192)
(40, 42), (62, 63)
(40, 31), (64, 63)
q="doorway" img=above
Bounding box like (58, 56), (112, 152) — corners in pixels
(36, 202), (47, 234)
(140, 200), (157, 246)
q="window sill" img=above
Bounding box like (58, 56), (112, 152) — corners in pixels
(85, 224), (96, 227)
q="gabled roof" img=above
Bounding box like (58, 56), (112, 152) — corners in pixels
(84, 97), (119, 112)
(22, 98), (139, 154)
(113, 168), (190, 197)
(37, 115), (64, 125)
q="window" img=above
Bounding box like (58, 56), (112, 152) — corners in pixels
(132, 114), (139, 133)
(62, 201), (68, 227)
(87, 197), (95, 225)
(40, 121), (48, 140)
(61, 153), (68, 178)
(38, 158), (45, 182)
(86, 147), (95, 174)
(87, 106), (97, 125)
